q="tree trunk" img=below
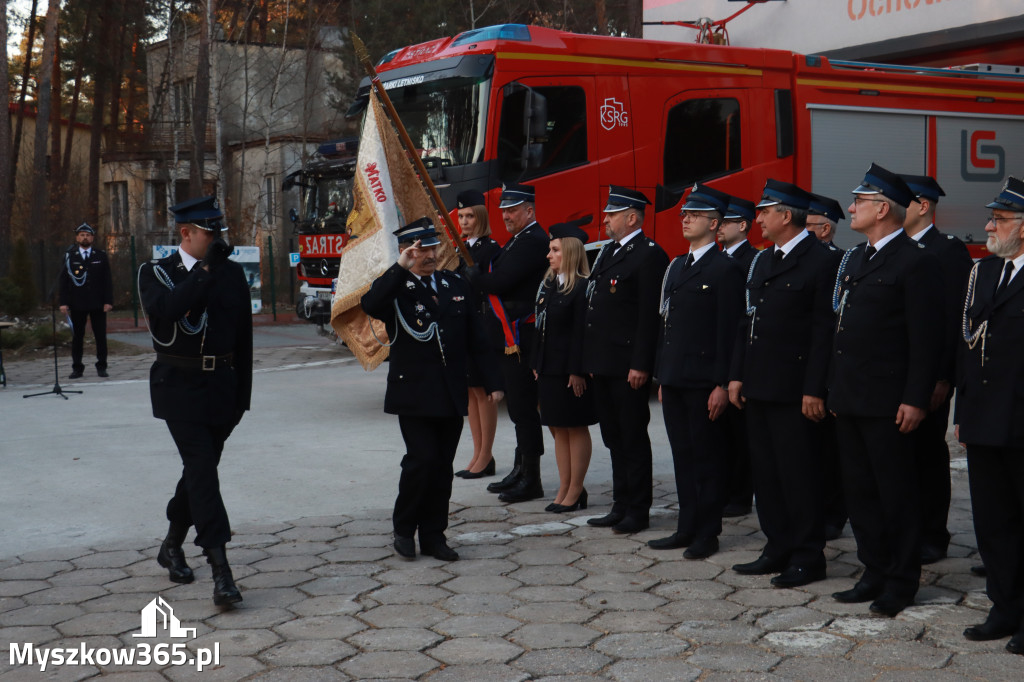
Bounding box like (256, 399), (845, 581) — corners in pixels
(190, 0), (213, 196)
(48, 28), (63, 234)
(60, 4), (95, 188)
(28, 0), (60, 240)
(0, 0), (13, 279)
(10, 0), (38, 197)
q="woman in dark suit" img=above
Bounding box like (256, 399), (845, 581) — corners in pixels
(455, 190), (504, 479)
(532, 222), (597, 512)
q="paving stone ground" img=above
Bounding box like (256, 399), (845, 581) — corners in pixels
(3, 330), (1024, 680)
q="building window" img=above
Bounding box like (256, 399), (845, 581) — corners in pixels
(173, 179), (190, 208)
(497, 84), (587, 182)
(147, 180), (167, 232)
(663, 97), (741, 189)
(109, 182), (129, 234)
(264, 175), (276, 224)
(172, 79), (194, 124)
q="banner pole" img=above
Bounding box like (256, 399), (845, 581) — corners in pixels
(351, 33), (474, 267)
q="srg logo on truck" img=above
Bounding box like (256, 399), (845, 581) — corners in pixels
(961, 129), (1005, 181)
(600, 97), (629, 131)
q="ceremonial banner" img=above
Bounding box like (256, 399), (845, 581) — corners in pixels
(329, 90), (457, 370)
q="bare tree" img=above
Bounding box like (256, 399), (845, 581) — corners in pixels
(28, 0), (60, 239)
(9, 0), (38, 198)
(0, 0), (12, 279)
(190, 0), (213, 195)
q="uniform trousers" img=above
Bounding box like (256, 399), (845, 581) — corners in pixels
(966, 445), (1024, 629)
(70, 309), (108, 371)
(499, 324), (543, 459)
(394, 415), (463, 542)
(835, 415), (922, 598)
(592, 374), (653, 521)
(661, 385), (726, 540)
(914, 397), (953, 553)
(722, 404), (753, 508)
(165, 421), (235, 548)
(745, 400), (826, 569)
(818, 414), (847, 532)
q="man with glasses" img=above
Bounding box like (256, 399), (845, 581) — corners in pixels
(828, 164), (943, 617)
(956, 177), (1024, 655)
(898, 173), (973, 566)
(806, 193), (845, 253)
(728, 180), (840, 587)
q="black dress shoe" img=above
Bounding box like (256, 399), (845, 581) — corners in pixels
(421, 541), (459, 562)
(963, 618), (1016, 641)
(970, 564), (987, 577)
(96, 368), (109, 378)
(393, 534), (416, 559)
(487, 464), (522, 493)
(869, 593), (912, 617)
(771, 565), (826, 588)
(722, 503), (752, 517)
(454, 469), (469, 478)
(157, 542), (195, 584)
(648, 532), (693, 550)
(545, 502), (560, 512)
(462, 459), (496, 479)
(587, 512), (624, 528)
(612, 517), (649, 534)
(68, 369), (84, 379)
(733, 555), (787, 575)
(1007, 631), (1024, 655)
(833, 580), (884, 603)
(683, 536), (719, 560)
(204, 546), (243, 607)
(551, 489), (588, 513)
(920, 545), (946, 565)
(824, 524), (844, 541)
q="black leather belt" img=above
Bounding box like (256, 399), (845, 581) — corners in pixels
(156, 352), (234, 371)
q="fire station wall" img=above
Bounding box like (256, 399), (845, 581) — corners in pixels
(810, 107), (926, 249)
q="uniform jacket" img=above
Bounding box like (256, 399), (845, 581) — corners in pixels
(138, 252), (254, 424)
(655, 247), (743, 389)
(731, 235), (840, 402)
(531, 278), (588, 376)
(583, 234), (669, 376)
(918, 226), (973, 383)
(828, 233), (943, 417)
(466, 236), (501, 271)
(466, 223), (548, 322)
(956, 256), (1024, 448)
(59, 246), (113, 311)
(361, 264), (502, 417)
(727, 240), (758, 276)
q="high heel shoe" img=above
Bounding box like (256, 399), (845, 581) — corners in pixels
(461, 458), (496, 479)
(551, 489), (588, 513)
(545, 502), (560, 512)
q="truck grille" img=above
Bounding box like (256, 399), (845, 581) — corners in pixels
(300, 258), (340, 279)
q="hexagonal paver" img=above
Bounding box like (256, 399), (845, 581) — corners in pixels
(510, 586), (587, 603)
(728, 587), (813, 608)
(346, 627), (443, 651)
(56, 612), (141, 637)
(507, 602), (597, 624)
(338, 651), (439, 679)
(574, 554), (653, 573)
(288, 595), (362, 617)
(258, 639), (355, 666)
(513, 647), (611, 676)
(206, 607), (294, 630)
(442, 593), (519, 616)
(428, 636), (523, 665)
(653, 580), (733, 601)
(762, 630), (855, 656)
(0, 561), (72, 581)
(510, 548), (582, 566)
(577, 572), (658, 592)
(191, 628), (281, 656)
(507, 565), (585, 586)
(510, 623), (601, 649)
(238, 571), (316, 589)
(827, 616), (925, 641)
(49, 568), (128, 587)
(422, 662), (528, 682)
(646, 559), (723, 581)
(360, 604), (447, 628)
(272, 615), (366, 640)
(606, 659), (701, 682)
(244, 666), (350, 682)
(755, 606), (833, 632)
(250, 555), (325, 572)
(367, 584), (450, 605)
(584, 591), (666, 611)
(593, 632), (690, 659)
(849, 641), (953, 669)
(0, 581), (49, 598)
(163, 655), (265, 681)
(441, 559), (518, 577)
(72, 551), (146, 569)
(588, 611), (677, 633)
(684, 643), (782, 672)
(375, 566), (453, 584)
(673, 620), (764, 644)
(21, 586), (107, 605)
(432, 615), (521, 638)
(1, 604), (86, 627)
(299, 576), (380, 598)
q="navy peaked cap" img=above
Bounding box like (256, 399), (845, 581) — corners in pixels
(548, 216), (591, 243)
(681, 183), (730, 214)
(756, 179), (812, 210)
(985, 176), (1024, 212)
(852, 163), (915, 208)
(898, 174), (946, 203)
(456, 190), (486, 209)
(807, 192), (846, 222)
(74, 222), (95, 235)
(393, 217), (440, 246)
(603, 185), (651, 213)
(170, 195), (226, 231)
(724, 197), (756, 223)
(499, 183), (535, 208)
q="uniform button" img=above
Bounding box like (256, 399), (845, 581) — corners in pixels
(837, 350), (843, 355)
(753, 336), (758, 340)
(982, 379), (988, 385)
(983, 357), (990, 363)
(838, 327), (844, 331)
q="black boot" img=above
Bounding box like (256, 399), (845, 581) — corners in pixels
(498, 455), (544, 503)
(487, 448), (523, 493)
(204, 546), (242, 606)
(156, 523), (194, 584)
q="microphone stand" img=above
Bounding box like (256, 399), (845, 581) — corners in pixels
(24, 271), (82, 400)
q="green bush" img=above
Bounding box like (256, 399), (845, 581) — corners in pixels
(0, 320), (71, 351)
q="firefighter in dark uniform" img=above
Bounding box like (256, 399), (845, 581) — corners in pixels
(728, 180), (840, 587)
(717, 196), (758, 518)
(956, 177), (1024, 655)
(137, 196), (253, 606)
(464, 183), (549, 502)
(59, 223), (114, 378)
(648, 183), (743, 559)
(828, 164), (943, 617)
(362, 218), (504, 561)
(898, 173), (974, 565)
(584, 186), (669, 534)
(806, 192), (848, 540)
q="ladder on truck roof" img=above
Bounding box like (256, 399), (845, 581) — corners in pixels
(819, 57), (1024, 82)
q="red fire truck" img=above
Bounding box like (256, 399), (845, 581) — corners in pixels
(346, 24), (1024, 257)
(284, 138), (358, 324)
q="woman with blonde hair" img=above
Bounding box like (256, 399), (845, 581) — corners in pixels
(532, 220), (597, 512)
(454, 190), (503, 479)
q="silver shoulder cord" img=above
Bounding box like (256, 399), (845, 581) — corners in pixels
(137, 264), (208, 349)
(586, 244), (610, 302)
(831, 248), (856, 334)
(370, 299), (446, 365)
(65, 252), (87, 287)
(743, 249), (769, 344)
(659, 256), (680, 320)
(534, 279), (548, 339)
(961, 261), (987, 365)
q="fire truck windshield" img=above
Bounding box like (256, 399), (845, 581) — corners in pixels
(386, 76), (490, 168)
(299, 175), (355, 234)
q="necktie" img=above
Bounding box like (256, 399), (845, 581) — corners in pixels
(864, 245), (877, 260)
(995, 261), (1015, 297)
(421, 274), (436, 292)
(773, 248), (784, 262)
(682, 253), (694, 269)
(82, 249), (90, 260)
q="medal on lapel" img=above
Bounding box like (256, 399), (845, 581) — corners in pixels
(609, 278), (617, 294)
(415, 303), (425, 314)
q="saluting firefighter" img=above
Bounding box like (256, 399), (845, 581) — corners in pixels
(956, 177), (1024, 655)
(59, 223), (114, 378)
(362, 218), (504, 562)
(583, 186), (670, 534)
(828, 164), (944, 617)
(138, 196), (253, 606)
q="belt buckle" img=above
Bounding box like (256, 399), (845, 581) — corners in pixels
(202, 355), (216, 371)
